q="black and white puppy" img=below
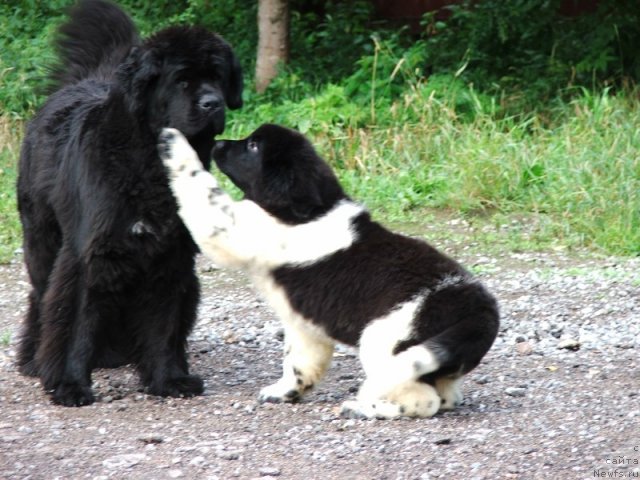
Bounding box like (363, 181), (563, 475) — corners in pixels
(159, 125), (499, 418)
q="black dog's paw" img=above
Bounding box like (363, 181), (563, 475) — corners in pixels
(149, 375), (204, 398)
(52, 382), (95, 407)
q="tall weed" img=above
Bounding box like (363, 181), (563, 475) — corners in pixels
(0, 118), (21, 262)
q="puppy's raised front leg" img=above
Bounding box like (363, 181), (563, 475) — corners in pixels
(159, 128), (234, 243)
(159, 128), (277, 268)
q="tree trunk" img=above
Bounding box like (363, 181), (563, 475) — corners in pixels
(255, 0), (289, 93)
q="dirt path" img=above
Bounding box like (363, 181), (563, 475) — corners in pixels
(1, 242), (639, 479)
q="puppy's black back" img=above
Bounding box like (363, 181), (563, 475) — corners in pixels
(49, 0), (139, 91)
(272, 213), (467, 343)
(272, 211), (499, 380)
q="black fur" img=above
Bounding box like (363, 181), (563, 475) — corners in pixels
(213, 124), (499, 388)
(16, 0), (243, 406)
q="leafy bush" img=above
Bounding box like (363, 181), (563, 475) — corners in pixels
(1, 0), (638, 259)
(0, 0), (256, 117)
(0, 1), (66, 117)
(421, 0), (640, 103)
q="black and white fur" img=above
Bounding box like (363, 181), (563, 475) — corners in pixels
(159, 125), (499, 418)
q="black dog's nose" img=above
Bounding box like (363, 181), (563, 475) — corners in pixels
(198, 94), (222, 111)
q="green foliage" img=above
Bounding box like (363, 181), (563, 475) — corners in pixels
(288, 1), (388, 84)
(4, 0), (639, 117)
(421, 0), (640, 103)
(0, 0), (638, 260)
(0, 1), (66, 117)
(0, 120), (22, 263)
(0, 0), (256, 116)
(225, 73), (640, 255)
(1, 85), (639, 260)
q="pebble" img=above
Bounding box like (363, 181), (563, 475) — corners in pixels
(505, 387), (527, 397)
(217, 450), (241, 460)
(102, 454), (146, 469)
(515, 341), (533, 355)
(557, 339), (580, 351)
(137, 434), (165, 445)
(434, 438), (452, 445)
(259, 467), (281, 477)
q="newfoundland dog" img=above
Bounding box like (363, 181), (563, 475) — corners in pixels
(158, 125), (499, 419)
(16, 0), (243, 406)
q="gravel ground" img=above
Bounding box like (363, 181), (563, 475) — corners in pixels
(1, 221), (639, 480)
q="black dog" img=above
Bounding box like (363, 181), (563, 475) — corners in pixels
(160, 125), (499, 418)
(16, 0), (243, 406)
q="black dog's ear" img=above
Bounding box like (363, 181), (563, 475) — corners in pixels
(225, 51), (243, 110)
(117, 46), (161, 113)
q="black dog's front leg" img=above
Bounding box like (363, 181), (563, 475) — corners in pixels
(136, 269), (203, 398)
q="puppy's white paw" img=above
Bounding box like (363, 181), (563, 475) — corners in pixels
(258, 381), (301, 404)
(339, 399), (402, 419)
(340, 400), (371, 419)
(341, 380), (442, 419)
(436, 377), (463, 411)
(439, 390), (463, 411)
(158, 127), (199, 174)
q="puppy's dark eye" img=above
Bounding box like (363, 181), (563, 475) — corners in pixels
(247, 139), (259, 153)
(178, 80), (189, 89)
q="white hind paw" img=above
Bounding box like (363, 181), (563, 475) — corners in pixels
(436, 377), (464, 411)
(339, 399), (402, 419)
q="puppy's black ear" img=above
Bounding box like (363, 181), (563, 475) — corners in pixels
(288, 178), (329, 221)
(225, 51), (243, 110)
(290, 196), (323, 221)
(290, 164), (347, 221)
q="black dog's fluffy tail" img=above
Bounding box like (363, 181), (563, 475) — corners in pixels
(48, 0), (140, 91)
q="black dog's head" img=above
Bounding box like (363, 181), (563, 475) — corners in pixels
(118, 26), (243, 166)
(213, 124), (347, 224)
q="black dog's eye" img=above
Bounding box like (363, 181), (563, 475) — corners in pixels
(178, 80), (189, 90)
(247, 139), (259, 153)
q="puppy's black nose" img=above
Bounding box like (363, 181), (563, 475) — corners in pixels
(198, 94), (222, 112)
(212, 140), (227, 156)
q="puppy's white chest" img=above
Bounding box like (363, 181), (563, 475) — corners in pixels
(250, 270), (327, 339)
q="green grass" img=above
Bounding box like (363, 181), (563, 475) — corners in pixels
(0, 330), (11, 347)
(1, 2), (637, 265)
(1, 86), (638, 264)
(0, 118), (21, 263)
(225, 83), (639, 256)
